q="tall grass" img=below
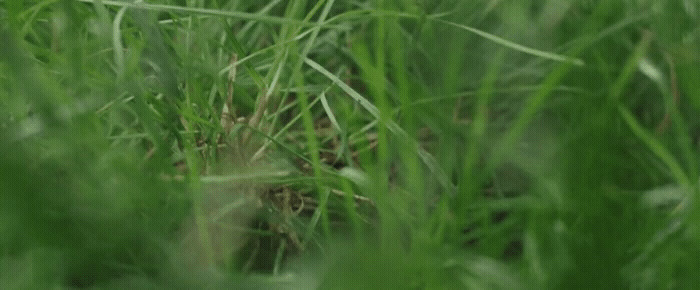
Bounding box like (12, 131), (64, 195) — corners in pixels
(1, 0), (699, 288)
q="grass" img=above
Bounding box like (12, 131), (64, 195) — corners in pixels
(1, 0), (699, 288)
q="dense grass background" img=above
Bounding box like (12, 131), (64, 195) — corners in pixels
(1, 0), (699, 288)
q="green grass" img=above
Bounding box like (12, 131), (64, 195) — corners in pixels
(1, 0), (699, 288)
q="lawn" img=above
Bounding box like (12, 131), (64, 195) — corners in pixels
(1, 0), (699, 288)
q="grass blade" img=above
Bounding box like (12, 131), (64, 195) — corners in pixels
(305, 57), (457, 194)
(430, 18), (584, 66)
(618, 106), (689, 186)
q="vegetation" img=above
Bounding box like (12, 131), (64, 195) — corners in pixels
(1, 0), (699, 288)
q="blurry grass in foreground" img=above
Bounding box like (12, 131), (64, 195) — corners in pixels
(1, 0), (700, 288)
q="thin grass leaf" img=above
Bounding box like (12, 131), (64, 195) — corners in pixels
(181, 113), (215, 269)
(229, 30), (267, 90)
(457, 48), (505, 230)
(227, 29), (315, 70)
(340, 177), (364, 243)
(285, 0), (337, 240)
(491, 45), (588, 169)
(273, 239), (286, 276)
(319, 90), (342, 132)
(112, 6), (127, 75)
(638, 55), (699, 179)
(618, 106), (689, 186)
(306, 58), (381, 118)
(200, 170), (293, 184)
(302, 189), (331, 246)
(430, 18), (584, 66)
(609, 30), (653, 101)
(79, 0), (327, 27)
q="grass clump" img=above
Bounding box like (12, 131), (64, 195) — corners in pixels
(1, 0), (699, 288)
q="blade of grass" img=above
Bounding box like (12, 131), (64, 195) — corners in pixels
(608, 30), (653, 102)
(430, 18), (584, 66)
(491, 58), (581, 169)
(319, 90), (342, 131)
(340, 177), (364, 244)
(638, 54), (698, 179)
(373, 0), (389, 174)
(457, 48), (506, 236)
(228, 29), (315, 69)
(609, 30), (690, 187)
(301, 188), (331, 247)
(250, 90), (325, 163)
(245, 125), (313, 167)
(273, 239), (286, 276)
(386, 14), (426, 224)
(181, 110), (215, 269)
(369, 0), (392, 250)
(289, 0), (335, 239)
(396, 85), (588, 109)
(235, 0), (283, 38)
(229, 28), (267, 91)
(305, 57), (457, 195)
(618, 106), (689, 186)
(199, 170), (293, 184)
(78, 0), (333, 27)
(111, 5), (127, 76)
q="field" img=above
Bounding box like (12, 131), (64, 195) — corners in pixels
(1, 0), (699, 288)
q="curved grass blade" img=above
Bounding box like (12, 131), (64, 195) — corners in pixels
(430, 18), (584, 66)
(79, 0), (330, 27)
